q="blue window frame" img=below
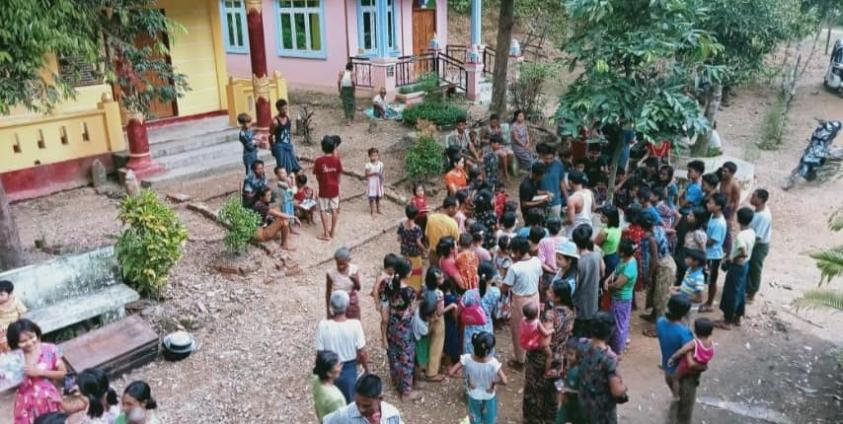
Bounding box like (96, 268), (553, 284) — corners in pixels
(356, 0), (400, 58)
(221, 0), (249, 54)
(275, 0), (327, 59)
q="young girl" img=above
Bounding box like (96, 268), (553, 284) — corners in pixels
(293, 174), (316, 225)
(455, 234), (480, 292)
(397, 205), (425, 293)
(668, 318), (715, 398)
(422, 267), (455, 382)
(116, 380), (160, 424)
(495, 211), (518, 243)
(372, 254), (400, 348)
(71, 367), (121, 424)
(442, 276), (461, 367)
(604, 240), (637, 357)
(365, 148), (385, 215)
(448, 331), (508, 424)
(274, 167), (297, 230)
(595, 205), (621, 311)
(510, 110), (533, 170)
(676, 207), (709, 287)
(8, 319), (66, 423)
(408, 183), (430, 231)
(493, 236), (513, 328)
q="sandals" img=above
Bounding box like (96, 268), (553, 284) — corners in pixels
(713, 320), (733, 330)
(697, 304), (715, 313)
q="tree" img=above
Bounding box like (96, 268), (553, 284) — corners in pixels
(490, 0), (515, 116)
(795, 209), (843, 311)
(555, 0), (720, 200)
(0, 180), (25, 271)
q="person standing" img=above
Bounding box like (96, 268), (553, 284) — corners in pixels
(502, 237), (543, 370)
(237, 113), (258, 175)
(315, 291), (369, 403)
(715, 207), (755, 329)
(269, 99), (301, 175)
(425, 197), (461, 265)
(326, 247), (362, 320)
(311, 351), (347, 422)
(385, 259), (420, 401)
(657, 295), (697, 424)
(338, 62), (356, 124)
(510, 110), (533, 170)
(519, 162), (550, 217)
(577, 312), (629, 424)
(462, 262), (501, 355)
(572, 225), (604, 337)
(322, 374), (404, 424)
(314, 136), (343, 241)
(537, 143), (566, 218)
(565, 171), (594, 237)
(604, 240), (637, 357)
(747, 189), (771, 303)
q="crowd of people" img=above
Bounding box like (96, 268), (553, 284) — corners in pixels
(308, 113), (774, 424)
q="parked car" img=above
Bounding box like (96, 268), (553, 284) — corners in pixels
(824, 39), (843, 96)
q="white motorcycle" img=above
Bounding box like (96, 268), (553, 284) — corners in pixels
(824, 39), (843, 96)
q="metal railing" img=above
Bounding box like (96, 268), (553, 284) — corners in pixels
(395, 52), (437, 87)
(482, 47), (496, 76)
(435, 52), (467, 92)
(446, 45), (468, 63)
(350, 57), (373, 88)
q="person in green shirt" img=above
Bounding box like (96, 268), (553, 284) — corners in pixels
(114, 381), (160, 424)
(603, 239), (637, 357)
(311, 350), (347, 422)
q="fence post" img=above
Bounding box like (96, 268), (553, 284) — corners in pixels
(98, 93), (125, 152)
(372, 58), (398, 101)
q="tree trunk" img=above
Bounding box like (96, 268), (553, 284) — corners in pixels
(827, 21), (833, 54)
(692, 82), (722, 156)
(605, 125), (623, 204)
(0, 179), (25, 271)
(490, 0), (515, 117)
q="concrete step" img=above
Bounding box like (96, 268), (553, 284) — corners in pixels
(150, 128), (239, 159)
(143, 149), (274, 185)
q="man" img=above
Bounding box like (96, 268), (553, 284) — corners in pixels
(446, 117), (470, 152)
(372, 87), (388, 119)
(565, 171), (594, 236)
(242, 160), (268, 207)
(323, 374), (403, 424)
(718, 161), (741, 256)
(314, 136), (343, 241)
(678, 160), (705, 214)
(315, 290), (369, 403)
(746, 189), (771, 303)
(519, 162), (549, 217)
(536, 143), (566, 218)
(425, 197), (461, 265)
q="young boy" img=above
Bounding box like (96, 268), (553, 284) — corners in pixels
(715, 207), (755, 329)
(670, 249), (707, 305)
(237, 113), (258, 175)
(0, 280), (28, 352)
(313, 136), (343, 241)
(700, 193), (727, 313)
(747, 189), (772, 303)
(678, 160), (705, 215)
(656, 295), (699, 422)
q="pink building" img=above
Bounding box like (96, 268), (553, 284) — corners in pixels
(222, 0), (449, 94)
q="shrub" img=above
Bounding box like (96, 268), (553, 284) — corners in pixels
(403, 101), (467, 127)
(759, 92), (787, 150)
(509, 62), (558, 123)
(218, 197), (261, 255)
(405, 123), (445, 180)
(115, 190), (187, 298)
(398, 73), (439, 95)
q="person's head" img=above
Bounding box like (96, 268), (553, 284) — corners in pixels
(701, 173), (720, 193)
(0, 280), (14, 305)
(6, 319), (42, 353)
(555, 241), (579, 274)
(625, 204), (642, 225)
(750, 188), (769, 208)
(329, 290), (350, 316)
(666, 294), (692, 321)
(694, 317), (714, 339)
(379, 87), (387, 97)
(736, 206), (754, 227)
(549, 277), (574, 308)
(425, 266), (445, 291)
(489, 113), (500, 128)
(528, 225), (545, 246)
(530, 161), (546, 181)
(368, 147), (380, 162)
(586, 144), (601, 160)
(442, 196), (459, 216)
(436, 236), (457, 258)
(536, 143), (554, 163)
(489, 134), (504, 150)
(477, 260), (495, 297)
(456, 117), (467, 132)
(121, 380), (158, 421)
(688, 206), (707, 230)
(638, 213), (657, 232)
(637, 186), (653, 205)
(573, 159), (586, 173)
(559, 147), (573, 163)
(564, 338), (581, 366)
(334, 247), (352, 272)
(321, 135), (337, 154)
(684, 248), (706, 269)
(275, 98), (288, 114)
(237, 113), (252, 127)
(497, 235), (511, 255)
(568, 170), (587, 188)
(659, 165), (674, 183)
(600, 205), (620, 228)
(572, 224), (594, 251)
(251, 160), (265, 177)
(522, 301), (539, 320)
(313, 350), (342, 384)
(707, 192), (726, 214)
(404, 204), (419, 222)
(471, 331), (496, 358)
(510, 236), (531, 259)
(258, 187), (273, 203)
(545, 216), (563, 236)
(590, 311), (615, 341)
(513, 110), (525, 123)
(501, 211), (517, 230)
(354, 374), (384, 418)
(469, 130), (478, 142)
(274, 166), (288, 182)
(643, 156), (659, 173)
(469, 223), (486, 245)
(687, 160), (705, 180)
(77, 368), (118, 418)
(295, 173), (308, 188)
(345, 62), (354, 71)
(524, 208), (544, 227)
(719, 161), (737, 181)
(451, 156), (466, 171)
(459, 233), (474, 249)
(383, 253), (400, 276)
(617, 239), (635, 259)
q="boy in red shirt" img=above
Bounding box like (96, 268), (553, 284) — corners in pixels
(314, 135), (343, 240)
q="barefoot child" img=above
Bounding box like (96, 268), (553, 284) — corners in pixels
(518, 302), (554, 376)
(700, 193), (727, 313)
(372, 254), (400, 348)
(237, 113), (258, 174)
(0, 280), (27, 353)
(448, 331), (508, 424)
(365, 148), (385, 215)
(314, 136), (343, 241)
(8, 319), (67, 422)
(668, 318), (715, 397)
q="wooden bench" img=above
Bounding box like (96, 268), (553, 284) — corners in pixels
(0, 246), (140, 335)
(60, 315), (158, 376)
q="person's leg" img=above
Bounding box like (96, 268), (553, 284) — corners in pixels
(376, 197), (382, 214)
(336, 360), (357, 404)
(369, 197), (375, 215)
(510, 295), (526, 365)
(330, 205), (340, 238)
(426, 317), (445, 379)
(703, 259), (721, 310)
(718, 263), (738, 324)
(484, 396), (498, 424)
(747, 243), (769, 300)
(467, 397), (482, 424)
(676, 374), (698, 424)
(734, 263), (749, 323)
(318, 198), (331, 240)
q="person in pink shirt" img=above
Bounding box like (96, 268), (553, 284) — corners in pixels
(667, 318), (715, 398)
(537, 217), (567, 300)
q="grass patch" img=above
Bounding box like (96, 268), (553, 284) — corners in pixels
(758, 93), (788, 150)
(402, 101), (467, 127)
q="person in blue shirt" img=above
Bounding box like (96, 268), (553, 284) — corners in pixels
(679, 160), (705, 215)
(700, 193), (727, 313)
(242, 160), (269, 207)
(657, 295), (704, 423)
(536, 143), (566, 218)
(237, 113), (258, 175)
(637, 186), (663, 227)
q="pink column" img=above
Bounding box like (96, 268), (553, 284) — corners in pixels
(465, 62), (483, 101)
(371, 58), (398, 100)
(124, 113), (163, 178)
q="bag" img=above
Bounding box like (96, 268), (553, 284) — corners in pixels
(460, 300), (487, 326)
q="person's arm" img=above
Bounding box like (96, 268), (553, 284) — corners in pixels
(415, 233), (426, 253)
(565, 196), (577, 225)
(668, 340), (695, 366)
(600, 255), (606, 279)
(447, 361), (463, 377)
(594, 228), (608, 246)
(537, 320), (554, 337)
(25, 358), (67, 381)
(351, 271), (362, 292)
(497, 367), (509, 385)
(608, 273), (629, 290)
(357, 348), (370, 373)
(325, 275), (333, 317)
(337, 71), (343, 93)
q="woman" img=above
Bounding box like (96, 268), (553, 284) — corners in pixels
(311, 351), (347, 422)
(551, 241), (579, 295)
(523, 279), (575, 423)
(326, 247), (362, 319)
(577, 312), (628, 424)
(444, 156), (469, 196)
(385, 257), (419, 400)
(269, 99), (301, 175)
(68, 368), (121, 424)
(338, 62), (355, 124)
(7, 319), (66, 424)
(604, 240), (637, 357)
(462, 261), (501, 355)
(421, 267), (451, 382)
(115, 381), (159, 424)
(436, 237), (465, 292)
(510, 110), (533, 170)
(641, 215), (677, 337)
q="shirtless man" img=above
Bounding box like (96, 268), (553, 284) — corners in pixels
(565, 171), (595, 236)
(718, 161), (741, 255)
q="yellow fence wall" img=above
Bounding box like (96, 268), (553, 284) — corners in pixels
(226, 72), (289, 126)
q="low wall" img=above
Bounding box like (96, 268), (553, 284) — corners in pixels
(225, 72), (289, 126)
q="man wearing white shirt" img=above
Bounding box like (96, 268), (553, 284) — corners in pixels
(323, 374), (404, 424)
(747, 189), (772, 303)
(316, 291), (369, 403)
(372, 87), (388, 119)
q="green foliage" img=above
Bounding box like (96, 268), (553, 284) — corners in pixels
(509, 62), (559, 123)
(402, 101), (467, 127)
(405, 134), (445, 180)
(810, 247), (843, 285)
(450, 0), (472, 14)
(397, 73), (440, 94)
(115, 190), (187, 298)
(218, 197), (261, 255)
(759, 93), (788, 150)
(794, 289), (843, 311)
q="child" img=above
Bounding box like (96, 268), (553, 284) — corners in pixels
(455, 234), (480, 291)
(413, 298), (436, 381)
(604, 239), (637, 357)
(398, 205), (425, 293)
(488, 134), (509, 180)
(442, 276), (461, 366)
(700, 193), (727, 313)
(654, 188), (680, 241)
(365, 147), (385, 216)
(716, 207), (755, 329)
(658, 165), (679, 209)
(483, 138), (501, 187)
(556, 339), (584, 424)
(408, 182), (430, 230)
(372, 254), (400, 348)
(668, 318), (715, 398)
(0, 280), (27, 352)
(7, 319), (67, 422)
(496, 211), (518, 242)
(518, 302), (554, 376)
(314, 136), (343, 241)
(637, 186), (662, 227)
(747, 189), (772, 303)
(293, 174), (316, 225)
(678, 160), (705, 214)
(467, 129), (482, 163)
(116, 380), (159, 424)
(671, 249), (707, 305)
(469, 224), (493, 262)
(237, 113), (258, 174)
(537, 217), (566, 276)
(274, 167), (297, 232)
(656, 295), (695, 419)
(448, 331), (508, 424)
(492, 183), (508, 220)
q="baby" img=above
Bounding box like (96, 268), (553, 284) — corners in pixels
(0, 280), (28, 352)
(518, 302), (554, 376)
(668, 318), (715, 398)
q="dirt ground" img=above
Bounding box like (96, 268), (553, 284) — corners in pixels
(2, 36), (843, 424)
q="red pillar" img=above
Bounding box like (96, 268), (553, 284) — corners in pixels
(246, 0), (271, 139)
(124, 113), (163, 177)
